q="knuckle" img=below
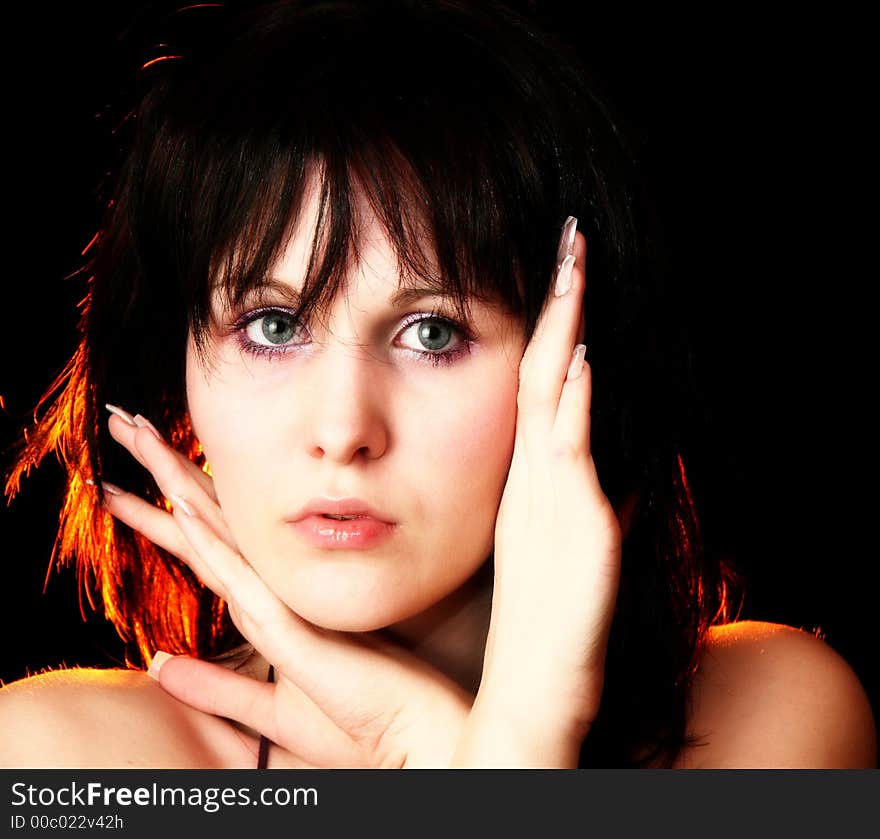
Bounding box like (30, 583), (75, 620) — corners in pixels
(550, 438), (588, 463)
(164, 461), (193, 496)
(134, 424), (159, 449)
(550, 442), (575, 461)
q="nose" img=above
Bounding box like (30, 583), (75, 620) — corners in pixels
(301, 340), (390, 464)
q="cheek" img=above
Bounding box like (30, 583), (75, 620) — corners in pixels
(184, 343), (256, 497)
(417, 368), (519, 520)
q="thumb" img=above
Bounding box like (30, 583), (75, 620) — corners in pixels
(148, 652), (275, 731)
(147, 651), (361, 766)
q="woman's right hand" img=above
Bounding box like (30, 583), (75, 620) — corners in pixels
(98, 406), (473, 768)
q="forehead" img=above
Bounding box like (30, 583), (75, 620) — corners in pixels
(274, 169), (441, 298)
(275, 186), (401, 294)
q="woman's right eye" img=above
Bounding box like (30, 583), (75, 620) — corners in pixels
(236, 308), (307, 358)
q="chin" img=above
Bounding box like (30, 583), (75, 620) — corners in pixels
(274, 570), (436, 633)
(286, 597), (415, 633)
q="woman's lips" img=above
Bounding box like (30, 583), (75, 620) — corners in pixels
(289, 515), (397, 549)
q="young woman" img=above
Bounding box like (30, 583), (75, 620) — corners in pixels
(1, 0), (875, 768)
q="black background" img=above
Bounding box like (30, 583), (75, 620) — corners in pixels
(1, 2), (876, 742)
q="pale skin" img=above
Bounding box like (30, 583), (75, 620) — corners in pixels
(0, 192), (876, 768)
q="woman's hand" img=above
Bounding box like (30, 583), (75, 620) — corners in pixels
(98, 407), (472, 768)
(463, 218), (622, 761)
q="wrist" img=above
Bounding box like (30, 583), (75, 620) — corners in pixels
(449, 686), (588, 768)
(475, 670), (598, 745)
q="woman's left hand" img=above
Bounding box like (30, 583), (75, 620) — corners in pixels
(470, 221), (622, 755)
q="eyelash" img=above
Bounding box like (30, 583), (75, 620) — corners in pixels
(229, 307), (475, 367)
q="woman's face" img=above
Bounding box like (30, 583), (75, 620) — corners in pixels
(186, 182), (525, 631)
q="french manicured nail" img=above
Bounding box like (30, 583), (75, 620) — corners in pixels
(85, 478), (123, 496)
(169, 493), (195, 517)
(555, 253), (575, 297)
(566, 344), (587, 381)
(133, 414), (163, 441)
(105, 404), (137, 426)
(556, 215), (578, 266)
(147, 650), (172, 681)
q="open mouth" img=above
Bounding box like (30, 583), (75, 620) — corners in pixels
(290, 512), (395, 549)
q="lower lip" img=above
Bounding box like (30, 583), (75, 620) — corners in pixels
(290, 515), (396, 549)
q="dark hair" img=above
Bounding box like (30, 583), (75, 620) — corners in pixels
(3, 0), (742, 767)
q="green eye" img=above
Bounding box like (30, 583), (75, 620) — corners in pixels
(395, 312), (473, 367)
(238, 309), (306, 351)
(406, 318), (456, 352)
(255, 312), (297, 345)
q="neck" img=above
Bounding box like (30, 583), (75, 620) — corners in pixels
(379, 560), (494, 695)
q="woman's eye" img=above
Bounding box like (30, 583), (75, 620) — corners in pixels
(398, 317), (460, 354)
(243, 311), (304, 348)
(396, 314), (474, 366)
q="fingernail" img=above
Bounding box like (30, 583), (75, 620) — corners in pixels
(133, 414), (163, 441)
(555, 215), (578, 266)
(86, 478), (123, 496)
(555, 253), (575, 297)
(169, 493), (195, 517)
(147, 650), (173, 681)
(566, 344), (587, 381)
(105, 404), (137, 426)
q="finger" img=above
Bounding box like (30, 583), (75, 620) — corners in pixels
(106, 406), (218, 502)
(550, 352), (608, 510)
(100, 485), (226, 595)
(153, 654), (273, 729)
(550, 349), (591, 462)
(152, 654), (362, 766)
(117, 417), (235, 547)
(523, 220), (584, 352)
(104, 409), (236, 596)
(517, 224), (587, 451)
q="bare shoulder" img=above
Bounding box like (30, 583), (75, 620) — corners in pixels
(674, 620), (878, 768)
(0, 667), (256, 769)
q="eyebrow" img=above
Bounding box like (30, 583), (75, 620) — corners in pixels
(237, 278), (459, 307)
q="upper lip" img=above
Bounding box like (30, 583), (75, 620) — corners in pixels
(290, 497), (396, 524)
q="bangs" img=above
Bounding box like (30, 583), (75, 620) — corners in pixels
(203, 145), (523, 353)
(126, 0), (596, 365)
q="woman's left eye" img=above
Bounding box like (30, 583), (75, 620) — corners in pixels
(396, 313), (472, 366)
(233, 308), (474, 367)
